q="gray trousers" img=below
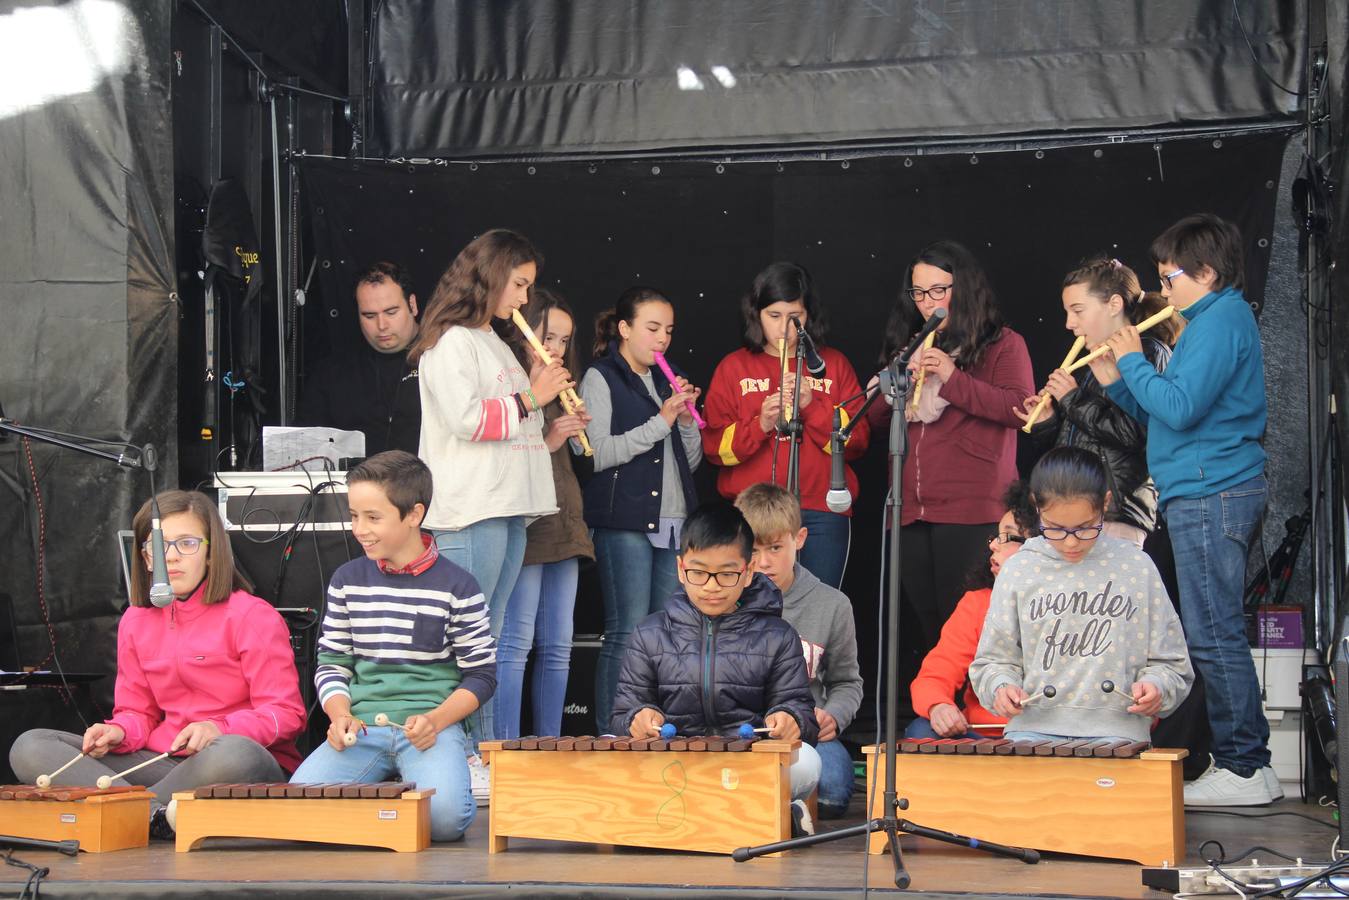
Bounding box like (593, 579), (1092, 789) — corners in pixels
(9, 729), (284, 811)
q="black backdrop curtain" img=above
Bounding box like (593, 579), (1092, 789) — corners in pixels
(298, 132), (1290, 721)
(0, 0), (177, 769)
(370, 0), (1304, 157)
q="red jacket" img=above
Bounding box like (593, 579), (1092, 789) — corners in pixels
(703, 346), (870, 515)
(909, 587), (1006, 727)
(106, 586), (306, 772)
(867, 327), (1033, 526)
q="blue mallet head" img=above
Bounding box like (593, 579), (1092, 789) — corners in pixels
(739, 723), (756, 740)
(659, 723), (677, 740)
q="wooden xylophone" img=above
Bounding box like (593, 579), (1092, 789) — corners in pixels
(0, 784), (156, 852)
(481, 735), (799, 854)
(862, 738), (1187, 865)
(171, 781), (434, 852)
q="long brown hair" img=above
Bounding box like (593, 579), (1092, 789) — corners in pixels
(1062, 256), (1183, 346)
(879, 240), (1006, 370)
(525, 286), (581, 385)
(130, 490), (251, 607)
(407, 229), (544, 365)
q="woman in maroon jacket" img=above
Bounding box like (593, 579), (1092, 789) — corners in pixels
(867, 241), (1033, 654)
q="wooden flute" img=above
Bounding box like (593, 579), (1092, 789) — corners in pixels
(1064, 305), (1176, 374)
(910, 330), (937, 411)
(510, 310), (594, 456)
(1021, 335), (1086, 432)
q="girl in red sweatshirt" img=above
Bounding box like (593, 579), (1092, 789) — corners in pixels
(702, 262), (870, 589)
(867, 241), (1033, 654)
(9, 490), (305, 838)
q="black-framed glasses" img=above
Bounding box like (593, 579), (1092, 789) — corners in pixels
(1160, 268), (1185, 290)
(1038, 522), (1104, 542)
(907, 284), (952, 303)
(988, 532), (1027, 546)
(143, 537), (209, 556)
(682, 568), (745, 587)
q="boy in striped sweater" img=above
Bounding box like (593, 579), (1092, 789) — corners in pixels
(290, 451), (497, 841)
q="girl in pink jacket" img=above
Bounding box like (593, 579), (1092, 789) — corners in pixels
(9, 490), (305, 838)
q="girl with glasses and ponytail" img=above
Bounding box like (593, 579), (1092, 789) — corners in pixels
(1014, 257), (1182, 548)
(969, 447), (1193, 747)
(9, 490), (306, 839)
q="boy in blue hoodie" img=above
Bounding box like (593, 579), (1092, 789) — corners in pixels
(1098, 213), (1273, 805)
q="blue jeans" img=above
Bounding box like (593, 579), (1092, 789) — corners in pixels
(495, 558), (579, 739)
(433, 516), (527, 749)
(1165, 475), (1271, 777)
(290, 723), (475, 842)
(592, 527), (679, 734)
(815, 738), (855, 817)
(800, 509), (850, 590)
(903, 718), (984, 741)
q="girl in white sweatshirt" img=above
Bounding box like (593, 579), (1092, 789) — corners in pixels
(408, 229), (573, 751)
(970, 446), (1193, 743)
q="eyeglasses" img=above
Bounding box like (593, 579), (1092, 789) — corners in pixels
(907, 284), (952, 303)
(1038, 522), (1104, 542)
(988, 533), (1027, 546)
(1160, 268), (1185, 290)
(682, 568), (745, 587)
(143, 537), (209, 556)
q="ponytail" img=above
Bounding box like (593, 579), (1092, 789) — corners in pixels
(1131, 290), (1183, 346)
(591, 285), (671, 358)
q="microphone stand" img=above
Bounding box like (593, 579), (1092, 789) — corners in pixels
(732, 348), (1038, 888)
(781, 332), (808, 498)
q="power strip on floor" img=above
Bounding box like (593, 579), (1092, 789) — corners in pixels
(1142, 859), (1328, 894)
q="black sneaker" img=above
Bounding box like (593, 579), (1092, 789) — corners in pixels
(149, 807), (175, 841)
(790, 799), (815, 837)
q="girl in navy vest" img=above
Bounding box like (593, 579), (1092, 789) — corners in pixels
(579, 287), (704, 734)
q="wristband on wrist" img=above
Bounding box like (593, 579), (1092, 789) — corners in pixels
(525, 387), (540, 411)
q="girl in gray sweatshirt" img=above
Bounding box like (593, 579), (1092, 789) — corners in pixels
(970, 447), (1193, 743)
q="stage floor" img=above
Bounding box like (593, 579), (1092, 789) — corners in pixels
(1, 796), (1337, 898)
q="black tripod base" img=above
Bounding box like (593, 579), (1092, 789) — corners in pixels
(732, 816), (1038, 889)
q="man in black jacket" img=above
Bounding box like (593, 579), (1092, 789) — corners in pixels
(298, 262), (422, 456)
(611, 502), (821, 830)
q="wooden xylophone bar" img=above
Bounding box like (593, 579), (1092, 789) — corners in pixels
(0, 784), (156, 852)
(173, 781), (433, 853)
(863, 739), (1187, 866)
(900, 737), (1153, 758)
(0, 784), (146, 802)
(192, 781), (413, 800)
(482, 736), (798, 855)
(499, 735), (758, 752)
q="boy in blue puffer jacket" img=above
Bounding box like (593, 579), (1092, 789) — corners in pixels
(610, 502), (821, 828)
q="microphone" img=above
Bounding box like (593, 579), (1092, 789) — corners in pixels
(826, 406), (851, 513)
(148, 493), (173, 608)
(790, 317), (826, 377)
(896, 308), (947, 366)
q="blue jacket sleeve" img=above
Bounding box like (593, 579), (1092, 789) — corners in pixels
(1115, 321), (1244, 432)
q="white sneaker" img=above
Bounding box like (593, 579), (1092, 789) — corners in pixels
(1184, 761), (1275, 807)
(790, 799), (815, 837)
(467, 753), (490, 806)
(1262, 766), (1285, 801)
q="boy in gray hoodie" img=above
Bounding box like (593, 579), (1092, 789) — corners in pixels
(736, 483), (863, 818)
(971, 447), (1193, 743)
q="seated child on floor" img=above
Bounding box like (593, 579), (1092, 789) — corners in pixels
(906, 480), (1037, 740)
(610, 501), (821, 831)
(290, 451), (497, 842)
(970, 447), (1193, 743)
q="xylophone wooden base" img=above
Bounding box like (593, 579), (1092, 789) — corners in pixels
(0, 786), (155, 853)
(862, 742), (1186, 865)
(481, 738), (797, 855)
(172, 784), (435, 852)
